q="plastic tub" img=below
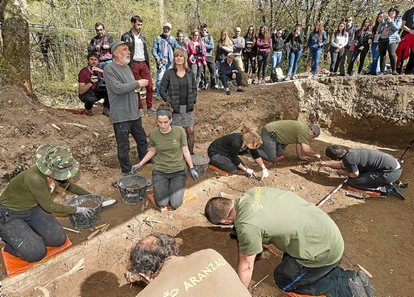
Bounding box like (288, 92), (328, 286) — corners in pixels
(118, 175), (148, 205)
(191, 155), (210, 178)
(68, 195), (103, 229)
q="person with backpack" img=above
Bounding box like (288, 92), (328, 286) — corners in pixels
(152, 22), (181, 99)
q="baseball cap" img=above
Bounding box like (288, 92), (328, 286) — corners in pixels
(110, 40), (129, 53)
(308, 123), (321, 138)
(163, 22), (172, 29)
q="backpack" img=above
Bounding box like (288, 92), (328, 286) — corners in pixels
(271, 67), (285, 82)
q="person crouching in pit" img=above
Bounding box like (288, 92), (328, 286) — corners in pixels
(132, 103), (199, 211)
(207, 124), (269, 179)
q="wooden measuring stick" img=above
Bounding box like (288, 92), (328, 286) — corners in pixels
(63, 227), (80, 234)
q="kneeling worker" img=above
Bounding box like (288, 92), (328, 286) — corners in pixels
(321, 144), (404, 198)
(257, 120), (321, 162)
(207, 124), (269, 179)
(128, 233), (251, 297)
(0, 144), (94, 262)
(205, 187), (375, 297)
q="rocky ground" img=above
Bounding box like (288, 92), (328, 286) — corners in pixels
(0, 75), (413, 296)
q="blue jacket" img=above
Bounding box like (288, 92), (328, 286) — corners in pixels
(201, 33), (214, 57)
(308, 31), (327, 50)
(377, 17), (402, 44)
(151, 34), (181, 64)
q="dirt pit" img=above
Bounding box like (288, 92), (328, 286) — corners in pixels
(0, 76), (413, 297)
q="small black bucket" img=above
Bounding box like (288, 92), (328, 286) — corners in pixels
(118, 175), (148, 205)
(68, 195), (103, 229)
(191, 155), (210, 178)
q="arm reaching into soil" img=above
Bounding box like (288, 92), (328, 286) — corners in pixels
(237, 253), (256, 288)
(296, 143), (318, 161)
(320, 160), (358, 177)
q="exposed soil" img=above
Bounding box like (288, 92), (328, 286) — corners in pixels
(0, 76), (413, 297)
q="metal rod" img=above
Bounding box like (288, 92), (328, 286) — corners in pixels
(316, 178), (348, 207)
(252, 274), (269, 289)
(399, 139), (414, 162)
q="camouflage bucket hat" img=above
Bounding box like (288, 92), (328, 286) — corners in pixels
(35, 144), (79, 180)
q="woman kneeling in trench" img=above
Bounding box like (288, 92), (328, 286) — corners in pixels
(0, 144), (94, 262)
(207, 124), (269, 179)
(132, 103), (199, 211)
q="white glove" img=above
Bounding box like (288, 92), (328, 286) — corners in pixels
(262, 168), (269, 179)
(132, 163), (142, 173)
(245, 168), (254, 177)
(76, 207), (93, 218)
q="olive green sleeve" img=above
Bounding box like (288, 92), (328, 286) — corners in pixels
(28, 174), (77, 215)
(59, 180), (90, 196)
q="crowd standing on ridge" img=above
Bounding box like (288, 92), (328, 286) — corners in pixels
(1, 7), (412, 297)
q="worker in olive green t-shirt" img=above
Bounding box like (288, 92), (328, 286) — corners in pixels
(257, 120), (321, 162)
(132, 103), (199, 211)
(205, 187), (375, 297)
(0, 144), (93, 263)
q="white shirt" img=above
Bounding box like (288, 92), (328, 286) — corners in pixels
(133, 34), (145, 61)
(331, 33), (349, 48)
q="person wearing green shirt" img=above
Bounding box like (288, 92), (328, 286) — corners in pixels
(204, 187), (375, 297)
(257, 120), (321, 162)
(0, 144), (94, 263)
(132, 103), (199, 211)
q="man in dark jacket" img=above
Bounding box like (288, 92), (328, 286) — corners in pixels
(87, 22), (113, 69)
(219, 53), (244, 95)
(121, 15), (155, 115)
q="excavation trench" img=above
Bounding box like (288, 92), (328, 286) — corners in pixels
(0, 77), (413, 297)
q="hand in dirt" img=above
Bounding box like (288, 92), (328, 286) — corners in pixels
(262, 168), (269, 179)
(190, 168), (199, 182)
(76, 207), (94, 218)
(138, 79), (149, 87)
(132, 163), (142, 173)
(245, 168), (254, 177)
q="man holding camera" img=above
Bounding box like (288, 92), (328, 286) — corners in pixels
(78, 52), (109, 116)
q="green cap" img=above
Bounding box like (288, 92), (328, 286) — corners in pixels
(35, 144), (79, 180)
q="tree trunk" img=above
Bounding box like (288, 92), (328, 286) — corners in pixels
(1, 0), (32, 93)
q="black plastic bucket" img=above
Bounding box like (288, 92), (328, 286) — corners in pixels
(67, 195), (103, 229)
(118, 175), (148, 205)
(191, 155), (210, 178)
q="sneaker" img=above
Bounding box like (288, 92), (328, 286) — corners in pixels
(348, 273), (368, 297)
(392, 71), (399, 75)
(236, 88), (245, 92)
(292, 74), (298, 79)
(357, 271), (376, 297)
(147, 107), (156, 115)
(102, 107), (110, 116)
(84, 109), (93, 116)
(138, 109), (144, 117)
(284, 75), (291, 81)
(225, 88), (231, 95)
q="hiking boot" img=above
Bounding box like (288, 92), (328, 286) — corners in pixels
(102, 107), (110, 116)
(348, 273), (368, 297)
(357, 271), (376, 297)
(84, 109), (93, 116)
(147, 107), (157, 115)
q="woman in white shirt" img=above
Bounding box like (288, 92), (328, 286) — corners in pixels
(330, 22), (348, 74)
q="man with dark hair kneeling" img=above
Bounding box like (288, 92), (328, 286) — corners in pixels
(322, 145), (404, 199)
(204, 187), (375, 297)
(128, 233), (251, 296)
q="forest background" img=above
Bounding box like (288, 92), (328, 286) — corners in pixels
(0, 0), (412, 103)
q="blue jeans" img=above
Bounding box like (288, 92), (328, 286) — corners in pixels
(310, 49), (323, 74)
(113, 118), (148, 174)
(156, 60), (172, 97)
(271, 51), (283, 69)
(369, 43), (380, 74)
(287, 49), (302, 76)
(0, 206), (66, 262)
(152, 170), (187, 209)
(257, 128), (287, 162)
